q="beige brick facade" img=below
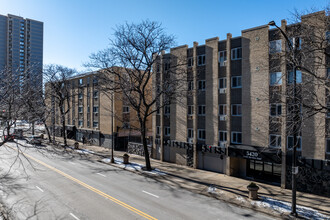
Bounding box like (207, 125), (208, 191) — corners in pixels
(153, 11), (330, 193)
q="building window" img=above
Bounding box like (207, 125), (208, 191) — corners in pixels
(78, 93), (83, 99)
(188, 81), (194, 91)
(270, 135), (281, 148)
(198, 129), (206, 140)
(188, 128), (194, 138)
(219, 104), (227, 116)
(326, 31), (330, 42)
(288, 70), (302, 84)
(93, 91), (99, 98)
(270, 104), (282, 117)
(219, 131), (227, 142)
(231, 104), (242, 116)
(289, 37), (301, 50)
(219, 50), (227, 66)
(187, 57), (193, 67)
(164, 105), (170, 115)
(78, 120), (83, 127)
(198, 105), (206, 115)
(231, 132), (242, 144)
(270, 72), (282, 85)
(78, 106), (83, 113)
(93, 76), (98, 85)
(287, 103), (302, 115)
(164, 63), (170, 71)
(156, 126), (160, 135)
(164, 127), (170, 136)
(123, 106), (130, 113)
(93, 121), (98, 128)
(219, 77), (227, 89)
(188, 105), (194, 116)
(269, 40), (282, 54)
(287, 136), (302, 151)
(231, 76), (241, 88)
(198, 80), (205, 91)
(93, 106), (99, 113)
(326, 138), (330, 154)
(79, 78), (83, 85)
(231, 48), (242, 60)
(197, 55), (205, 66)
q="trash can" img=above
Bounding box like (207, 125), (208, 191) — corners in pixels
(123, 154), (129, 164)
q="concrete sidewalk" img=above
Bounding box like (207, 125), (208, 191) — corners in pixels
(53, 138), (330, 219)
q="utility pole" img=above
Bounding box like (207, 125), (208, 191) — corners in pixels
(111, 91), (115, 163)
(268, 21), (299, 217)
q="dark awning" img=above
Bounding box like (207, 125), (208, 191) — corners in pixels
(65, 125), (76, 131)
(228, 144), (282, 163)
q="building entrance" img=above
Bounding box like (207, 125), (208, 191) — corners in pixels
(246, 159), (281, 183)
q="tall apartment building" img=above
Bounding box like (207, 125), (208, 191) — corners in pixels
(153, 11), (330, 196)
(47, 71), (152, 150)
(0, 14), (43, 92)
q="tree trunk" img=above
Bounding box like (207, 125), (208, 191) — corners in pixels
(61, 112), (67, 146)
(44, 122), (52, 143)
(141, 123), (152, 171)
(32, 121), (35, 135)
(6, 121), (10, 137)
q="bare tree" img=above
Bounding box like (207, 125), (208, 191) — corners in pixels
(0, 67), (26, 145)
(262, 9), (330, 146)
(86, 20), (187, 170)
(44, 64), (76, 146)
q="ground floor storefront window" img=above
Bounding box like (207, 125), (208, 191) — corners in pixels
(246, 159), (281, 183)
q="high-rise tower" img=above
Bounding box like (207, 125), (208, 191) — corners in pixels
(0, 14), (43, 93)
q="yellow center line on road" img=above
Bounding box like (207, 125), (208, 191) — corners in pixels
(9, 146), (157, 220)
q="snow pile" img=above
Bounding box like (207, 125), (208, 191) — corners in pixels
(75, 149), (90, 154)
(207, 185), (224, 195)
(235, 196), (246, 203)
(235, 195), (330, 219)
(101, 157), (167, 176)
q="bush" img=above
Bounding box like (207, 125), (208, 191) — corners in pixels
(248, 182), (258, 188)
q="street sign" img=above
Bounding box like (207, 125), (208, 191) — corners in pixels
(292, 166), (299, 175)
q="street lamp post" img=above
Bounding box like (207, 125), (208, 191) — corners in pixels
(111, 91), (115, 163)
(268, 21), (299, 217)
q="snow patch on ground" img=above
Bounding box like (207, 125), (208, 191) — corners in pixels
(101, 157), (167, 176)
(75, 150), (90, 154)
(75, 149), (95, 154)
(235, 195), (329, 219)
(235, 196), (246, 203)
(207, 185), (224, 195)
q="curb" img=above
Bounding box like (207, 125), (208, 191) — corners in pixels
(98, 158), (287, 220)
(51, 140), (327, 219)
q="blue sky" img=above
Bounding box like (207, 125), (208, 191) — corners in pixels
(0, 0), (328, 72)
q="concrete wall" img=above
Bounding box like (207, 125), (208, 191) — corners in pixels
(205, 37), (219, 146)
(242, 25), (270, 147)
(170, 45), (188, 142)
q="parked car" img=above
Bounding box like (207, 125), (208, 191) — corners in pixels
(13, 129), (23, 139)
(4, 134), (15, 142)
(26, 135), (42, 145)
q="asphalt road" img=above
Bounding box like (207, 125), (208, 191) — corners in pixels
(0, 141), (273, 220)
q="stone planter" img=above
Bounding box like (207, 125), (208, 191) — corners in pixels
(123, 154), (130, 164)
(74, 141), (79, 149)
(247, 184), (259, 200)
